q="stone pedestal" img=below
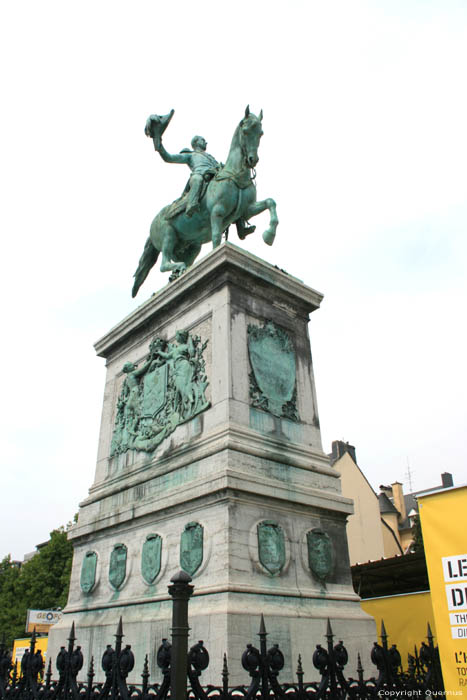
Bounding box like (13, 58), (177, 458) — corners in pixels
(48, 243), (375, 684)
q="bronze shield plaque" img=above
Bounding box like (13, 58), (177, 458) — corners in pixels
(257, 520), (286, 575)
(80, 551), (97, 593)
(248, 321), (296, 418)
(180, 522), (203, 576)
(109, 543), (127, 589)
(142, 364), (168, 418)
(141, 534), (162, 584)
(307, 529), (333, 581)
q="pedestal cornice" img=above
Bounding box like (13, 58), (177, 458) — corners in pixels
(94, 243), (323, 360)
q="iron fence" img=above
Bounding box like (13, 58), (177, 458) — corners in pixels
(0, 571), (444, 700)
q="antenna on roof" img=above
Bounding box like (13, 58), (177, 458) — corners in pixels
(405, 456), (414, 492)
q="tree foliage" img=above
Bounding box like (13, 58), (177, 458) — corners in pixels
(0, 527), (74, 648)
(411, 514), (425, 554)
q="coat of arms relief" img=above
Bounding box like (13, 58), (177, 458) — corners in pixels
(248, 320), (299, 421)
(110, 330), (210, 456)
(306, 528), (333, 583)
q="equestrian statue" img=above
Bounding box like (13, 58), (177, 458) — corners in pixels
(131, 106), (278, 297)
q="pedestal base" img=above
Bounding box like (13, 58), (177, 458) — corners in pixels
(48, 244), (376, 684)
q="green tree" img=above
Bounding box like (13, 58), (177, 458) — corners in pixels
(0, 527), (74, 648)
(411, 514), (425, 554)
(0, 555), (23, 645)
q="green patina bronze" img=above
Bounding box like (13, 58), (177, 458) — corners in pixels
(248, 321), (299, 421)
(141, 534), (162, 584)
(180, 522), (203, 576)
(110, 331), (209, 456)
(80, 551), (97, 593)
(306, 528), (333, 582)
(257, 520), (286, 575)
(109, 543), (127, 589)
(132, 106), (278, 295)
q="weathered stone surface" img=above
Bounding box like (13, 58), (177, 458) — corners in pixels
(48, 244), (375, 685)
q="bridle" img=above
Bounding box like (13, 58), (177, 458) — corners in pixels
(239, 119), (260, 173)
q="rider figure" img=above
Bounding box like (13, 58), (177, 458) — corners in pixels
(152, 133), (255, 238)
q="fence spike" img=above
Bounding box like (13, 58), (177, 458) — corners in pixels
(357, 652), (364, 683)
(45, 658), (52, 687)
(380, 619), (387, 639)
(222, 652), (229, 693)
(116, 616), (123, 637)
(30, 627), (37, 655)
(296, 654), (303, 675)
(326, 618), (333, 638)
(427, 622), (434, 642)
(259, 613), (267, 636)
(141, 653), (149, 695)
(222, 653), (229, 677)
(296, 654), (304, 691)
(88, 655), (95, 682)
(69, 621), (76, 643)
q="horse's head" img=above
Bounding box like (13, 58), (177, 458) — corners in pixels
(239, 105), (263, 168)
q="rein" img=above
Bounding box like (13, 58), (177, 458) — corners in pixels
(215, 167), (255, 189)
(214, 121), (258, 188)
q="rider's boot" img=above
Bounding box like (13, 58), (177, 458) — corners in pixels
(186, 175), (203, 217)
(236, 219), (256, 240)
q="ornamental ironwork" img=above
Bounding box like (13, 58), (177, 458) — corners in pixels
(0, 617), (445, 700)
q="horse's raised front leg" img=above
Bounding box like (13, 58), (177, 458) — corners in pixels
(210, 203), (228, 248)
(245, 198), (278, 246)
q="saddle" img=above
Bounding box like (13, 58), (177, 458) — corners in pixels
(166, 171), (215, 220)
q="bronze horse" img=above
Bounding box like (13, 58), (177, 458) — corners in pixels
(132, 107), (278, 297)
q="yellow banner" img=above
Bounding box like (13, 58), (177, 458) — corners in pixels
(361, 591), (435, 667)
(12, 636), (48, 675)
(418, 485), (467, 693)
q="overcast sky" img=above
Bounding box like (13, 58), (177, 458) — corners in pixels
(1, 1), (466, 561)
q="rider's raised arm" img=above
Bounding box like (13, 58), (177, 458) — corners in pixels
(156, 142), (191, 165)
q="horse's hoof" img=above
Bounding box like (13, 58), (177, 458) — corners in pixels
(263, 228), (276, 246)
(169, 267), (186, 282)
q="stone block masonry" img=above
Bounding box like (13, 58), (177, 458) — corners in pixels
(47, 243), (376, 685)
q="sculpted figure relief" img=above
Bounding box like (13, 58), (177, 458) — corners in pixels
(132, 106), (278, 296)
(110, 331), (209, 457)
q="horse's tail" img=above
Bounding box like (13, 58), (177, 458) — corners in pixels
(132, 237), (159, 297)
